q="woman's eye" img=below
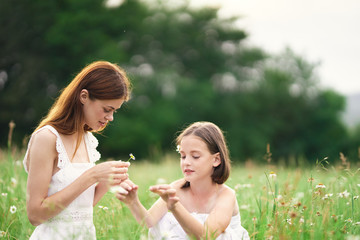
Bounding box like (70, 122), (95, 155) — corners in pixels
(103, 108), (111, 113)
(193, 156), (200, 159)
(180, 156), (186, 160)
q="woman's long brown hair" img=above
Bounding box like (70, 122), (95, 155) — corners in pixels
(35, 61), (131, 158)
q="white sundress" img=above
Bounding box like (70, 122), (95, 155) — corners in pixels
(23, 125), (101, 240)
(148, 212), (250, 240)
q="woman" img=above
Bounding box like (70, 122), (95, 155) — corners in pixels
(23, 61), (131, 239)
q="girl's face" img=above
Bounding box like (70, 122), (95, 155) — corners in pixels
(179, 135), (220, 183)
(81, 90), (124, 131)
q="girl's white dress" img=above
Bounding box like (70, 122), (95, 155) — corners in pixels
(23, 125), (101, 240)
(148, 212), (250, 240)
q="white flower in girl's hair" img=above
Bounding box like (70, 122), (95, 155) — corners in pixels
(176, 145), (181, 153)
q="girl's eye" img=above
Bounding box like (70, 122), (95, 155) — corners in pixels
(180, 156), (186, 160)
(193, 156), (200, 159)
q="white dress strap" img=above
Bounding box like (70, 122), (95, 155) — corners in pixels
(23, 125), (70, 173)
(84, 132), (101, 163)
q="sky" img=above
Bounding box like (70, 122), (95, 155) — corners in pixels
(189, 0), (360, 96)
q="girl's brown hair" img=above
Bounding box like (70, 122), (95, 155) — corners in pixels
(35, 61), (131, 155)
(176, 122), (231, 188)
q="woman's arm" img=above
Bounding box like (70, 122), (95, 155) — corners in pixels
(26, 130), (129, 226)
(115, 180), (168, 228)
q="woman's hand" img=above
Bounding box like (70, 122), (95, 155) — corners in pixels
(149, 184), (179, 210)
(91, 161), (130, 186)
(115, 179), (139, 205)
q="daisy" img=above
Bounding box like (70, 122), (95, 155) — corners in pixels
(9, 205), (16, 214)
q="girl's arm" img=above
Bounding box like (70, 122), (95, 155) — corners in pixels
(115, 180), (168, 228)
(150, 185), (235, 239)
(26, 130), (129, 226)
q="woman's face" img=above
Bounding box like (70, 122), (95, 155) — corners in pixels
(81, 90), (124, 130)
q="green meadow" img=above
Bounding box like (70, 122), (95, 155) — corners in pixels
(1, 149), (359, 239)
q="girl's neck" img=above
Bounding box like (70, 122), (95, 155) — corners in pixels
(189, 179), (218, 197)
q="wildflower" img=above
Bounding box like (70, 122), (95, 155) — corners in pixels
(316, 183), (326, 189)
(128, 153), (135, 161)
(357, 184), (360, 187)
(0, 230), (5, 237)
(102, 206), (109, 211)
(353, 196), (359, 200)
(98, 205), (104, 209)
(316, 211), (321, 216)
(9, 205), (16, 214)
(252, 217), (257, 223)
(338, 190), (350, 198)
(286, 218), (292, 225)
(156, 178), (167, 184)
(240, 204), (250, 210)
(322, 193), (333, 200)
(1, 193), (7, 197)
(354, 222), (360, 225)
(10, 178), (17, 187)
(308, 177), (314, 182)
(269, 171), (277, 179)
(289, 212), (297, 218)
(299, 217), (305, 224)
(176, 145), (181, 153)
(345, 218), (353, 223)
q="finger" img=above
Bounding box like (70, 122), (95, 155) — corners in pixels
(111, 161), (131, 168)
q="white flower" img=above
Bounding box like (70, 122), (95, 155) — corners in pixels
(345, 218), (353, 223)
(176, 145), (181, 153)
(129, 153), (135, 161)
(286, 218), (292, 225)
(338, 190), (350, 198)
(316, 183), (326, 189)
(156, 178), (167, 185)
(0, 230), (5, 237)
(9, 205), (16, 214)
(98, 205), (104, 209)
(10, 178), (17, 187)
(354, 222), (360, 225)
(353, 196), (359, 200)
(357, 184), (360, 187)
(1, 193), (7, 197)
(269, 171), (277, 179)
(322, 193), (333, 200)
(240, 204), (250, 210)
(102, 206), (109, 211)
(299, 217), (305, 224)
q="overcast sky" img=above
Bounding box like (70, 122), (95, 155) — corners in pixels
(189, 0), (360, 96)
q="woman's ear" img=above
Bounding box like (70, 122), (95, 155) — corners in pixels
(212, 153), (221, 167)
(80, 89), (89, 104)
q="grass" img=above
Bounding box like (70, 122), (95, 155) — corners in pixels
(1, 148), (360, 239)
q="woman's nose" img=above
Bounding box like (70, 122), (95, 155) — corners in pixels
(105, 113), (114, 122)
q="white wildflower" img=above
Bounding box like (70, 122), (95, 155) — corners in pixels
(10, 178), (17, 187)
(9, 205), (16, 214)
(315, 183), (326, 189)
(338, 190), (350, 198)
(1, 193), (7, 197)
(156, 178), (167, 185)
(0, 230), (5, 237)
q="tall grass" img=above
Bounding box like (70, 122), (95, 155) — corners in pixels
(0, 148), (360, 239)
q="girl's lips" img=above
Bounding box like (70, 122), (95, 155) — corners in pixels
(184, 169), (194, 175)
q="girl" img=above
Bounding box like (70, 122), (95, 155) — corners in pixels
(23, 61), (131, 239)
(116, 121), (250, 239)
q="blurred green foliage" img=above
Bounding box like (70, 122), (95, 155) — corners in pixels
(0, 0), (357, 163)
